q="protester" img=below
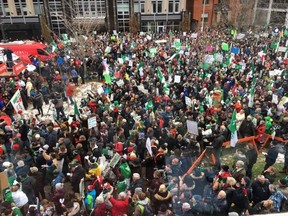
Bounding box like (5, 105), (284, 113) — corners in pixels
(1, 27), (288, 216)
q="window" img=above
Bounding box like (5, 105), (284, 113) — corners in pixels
(168, 0), (179, 13)
(140, 0), (145, 13)
(152, 0), (162, 13)
(169, 1), (173, 13)
(202, 0), (209, 4)
(37, 49), (48, 56)
(240, 0), (248, 3)
(157, 1), (162, 13)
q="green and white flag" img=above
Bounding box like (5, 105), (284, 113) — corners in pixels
(157, 68), (164, 83)
(74, 101), (80, 117)
(145, 101), (154, 110)
(229, 109), (238, 147)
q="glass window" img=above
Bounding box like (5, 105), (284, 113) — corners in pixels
(152, 1), (156, 13)
(175, 2), (179, 12)
(134, 3), (139, 13)
(202, 0), (209, 4)
(169, 1), (173, 13)
(157, 1), (162, 13)
(140, 3), (145, 13)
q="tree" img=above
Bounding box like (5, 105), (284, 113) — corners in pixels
(39, 13), (52, 43)
(181, 11), (191, 32)
(129, 13), (139, 34)
(49, 0), (104, 77)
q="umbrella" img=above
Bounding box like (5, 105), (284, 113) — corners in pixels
(0, 115), (12, 126)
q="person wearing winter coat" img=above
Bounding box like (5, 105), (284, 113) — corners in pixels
(133, 192), (152, 216)
(153, 184), (172, 214)
(157, 204), (173, 216)
(29, 166), (46, 199)
(245, 143), (258, 179)
(268, 184), (287, 212)
(251, 175), (271, 205)
(71, 163), (85, 193)
(33, 90), (43, 116)
(18, 173), (37, 204)
(65, 81), (75, 105)
(248, 199), (276, 214)
(263, 142), (279, 171)
(231, 160), (246, 183)
(108, 192), (129, 216)
(239, 115), (255, 138)
(84, 185), (97, 212)
(94, 196), (107, 216)
(212, 190), (228, 216)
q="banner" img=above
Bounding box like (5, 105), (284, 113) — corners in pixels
(0, 63), (8, 74)
(13, 61), (26, 75)
(88, 116), (97, 129)
(10, 89), (25, 112)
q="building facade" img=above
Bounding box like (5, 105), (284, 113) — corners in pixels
(134, 0), (188, 32)
(253, 0), (288, 27)
(0, 0), (43, 40)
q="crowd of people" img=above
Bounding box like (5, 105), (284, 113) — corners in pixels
(1, 26), (288, 216)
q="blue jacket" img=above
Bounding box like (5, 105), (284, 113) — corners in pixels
(269, 190), (287, 212)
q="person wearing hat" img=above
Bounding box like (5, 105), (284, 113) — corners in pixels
(10, 182), (29, 214)
(30, 166), (46, 199)
(277, 177), (288, 196)
(231, 176), (252, 215)
(84, 184), (97, 212)
(153, 184), (172, 214)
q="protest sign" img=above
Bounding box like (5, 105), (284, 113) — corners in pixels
(174, 75), (181, 83)
(10, 89), (25, 112)
(185, 96), (192, 107)
(13, 61), (26, 75)
(146, 137), (152, 156)
(191, 33), (198, 38)
(204, 55), (214, 64)
(186, 120), (199, 135)
(222, 43), (229, 51)
(278, 46), (287, 52)
(0, 63), (7, 74)
(88, 116), (97, 129)
(109, 153), (121, 168)
(231, 47), (240, 54)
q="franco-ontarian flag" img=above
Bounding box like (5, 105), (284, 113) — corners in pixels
(229, 109), (238, 147)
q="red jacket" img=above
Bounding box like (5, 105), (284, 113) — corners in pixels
(66, 83), (74, 97)
(94, 203), (106, 216)
(109, 197), (129, 216)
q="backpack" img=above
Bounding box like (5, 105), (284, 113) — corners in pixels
(137, 203), (153, 216)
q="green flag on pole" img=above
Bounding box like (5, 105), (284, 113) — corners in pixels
(157, 68), (164, 82)
(145, 101), (154, 110)
(104, 74), (112, 84)
(74, 101), (80, 117)
(229, 109), (238, 147)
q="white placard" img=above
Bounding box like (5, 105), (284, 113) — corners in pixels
(146, 137), (152, 156)
(191, 33), (198, 38)
(185, 96), (192, 107)
(116, 79), (124, 87)
(186, 120), (199, 135)
(183, 32), (187, 36)
(97, 87), (104, 95)
(88, 116), (97, 129)
(174, 75), (181, 83)
(272, 94), (278, 104)
(204, 54), (214, 64)
(278, 46), (287, 52)
(129, 60), (133, 67)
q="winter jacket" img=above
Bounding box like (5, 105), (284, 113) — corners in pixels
(66, 83), (74, 97)
(33, 92), (43, 108)
(269, 190), (287, 212)
(251, 180), (271, 204)
(109, 196), (129, 216)
(212, 196), (228, 216)
(134, 198), (151, 216)
(239, 119), (255, 137)
(94, 203), (106, 216)
(154, 191), (172, 213)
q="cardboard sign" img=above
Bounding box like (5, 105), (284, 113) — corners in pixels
(13, 61), (26, 75)
(187, 120), (199, 135)
(0, 63), (8, 74)
(10, 89), (25, 112)
(88, 116), (97, 129)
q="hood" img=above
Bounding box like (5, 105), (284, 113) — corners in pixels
(138, 197), (149, 205)
(154, 191), (171, 201)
